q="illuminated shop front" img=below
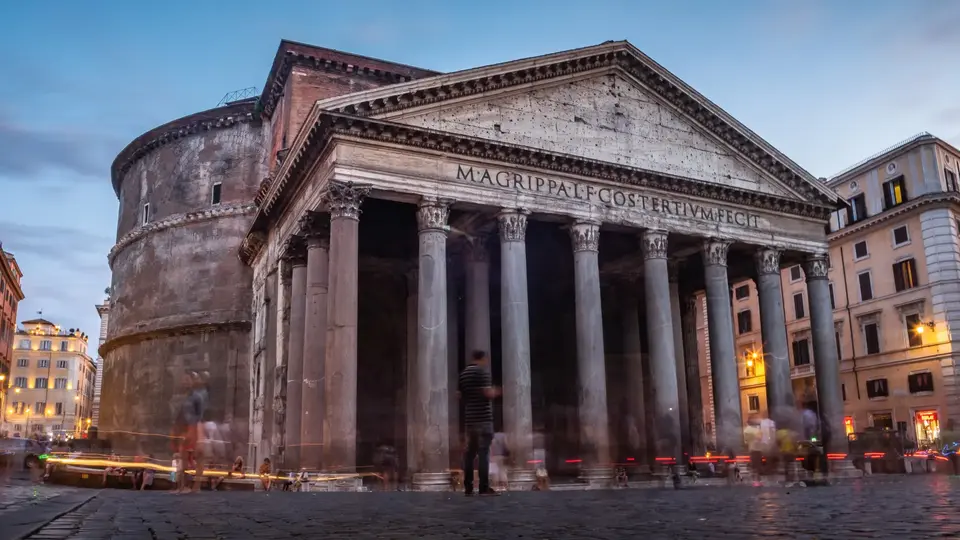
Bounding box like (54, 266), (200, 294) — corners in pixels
(914, 410), (940, 448)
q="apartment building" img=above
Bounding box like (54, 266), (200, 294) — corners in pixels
(697, 132), (960, 450)
(2, 319), (96, 439)
(0, 245), (24, 379)
(92, 291), (111, 428)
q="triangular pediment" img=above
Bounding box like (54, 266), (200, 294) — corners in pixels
(312, 41), (842, 208)
(390, 73), (796, 198)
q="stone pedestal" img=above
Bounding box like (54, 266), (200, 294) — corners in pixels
(412, 198), (452, 490)
(702, 239), (743, 454)
(282, 241), (307, 470)
(569, 220), (612, 485)
(805, 254), (846, 455)
(322, 182), (369, 472)
(300, 215), (329, 470)
(498, 210), (534, 479)
(642, 231), (682, 464)
(755, 249), (795, 428)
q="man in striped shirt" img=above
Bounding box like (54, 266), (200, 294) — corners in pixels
(458, 350), (500, 496)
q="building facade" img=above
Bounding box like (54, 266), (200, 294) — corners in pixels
(92, 292), (111, 428)
(698, 133), (960, 450)
(3, 319), (96, 439)
(0, 245), (24, 381)
(105, 40), (845, 486)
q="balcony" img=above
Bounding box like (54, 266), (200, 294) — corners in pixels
(791, 364), (814, 378)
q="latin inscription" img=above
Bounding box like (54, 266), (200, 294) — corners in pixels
(456, 165), (761, 229)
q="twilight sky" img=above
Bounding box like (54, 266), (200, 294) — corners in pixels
(0, 0), (958, 344)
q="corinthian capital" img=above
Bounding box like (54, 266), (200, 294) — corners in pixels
(465, 237), (489, 262)
(281, 236), (307, 267)
(570, 220), (601, 253)
(641, 229), (669, 260)
(416, 198), (452, 233)
(803, 254), (829, 281)
(497, 209), (529, 243)
(324, 181), (371, 220)
(754, 248), (782, 276)
(702, 238), (731, 267)
(299, 211), (330, 249)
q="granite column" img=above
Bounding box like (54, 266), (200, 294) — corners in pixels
(641, 230), (683, 466)
(755, 249), (795, 428)
(569, 220), (612, 484)
(300, 213), (329, 470)
(620, 275), (648, 469)
(404, 270), (419, 476)
(702, 239), (743, 454)
(282, 239), (307, 469)
(321, 182), (369, 472)
(682, 296), (705, 454)
(498, 210), (534, 486)
(463, 238), (492, 464)
(805, 254), (846, 455)
(447, 263), (460, 470)
(668, 261), (690, 456)
(412, 198), (453, 490)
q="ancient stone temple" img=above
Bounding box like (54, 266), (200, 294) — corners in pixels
(101, 39), (844, 488)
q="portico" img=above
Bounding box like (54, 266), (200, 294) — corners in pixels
(241, 41), (844, 488)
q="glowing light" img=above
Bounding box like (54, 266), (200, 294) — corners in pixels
(0, 374), (5, 381)
(915, 325), (925, 334)
(14, 388), (20, 394)
(751, 352), (759, 360)
(746, 359), (754, 368)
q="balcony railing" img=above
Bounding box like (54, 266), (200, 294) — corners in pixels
(791, 364), (814, 378)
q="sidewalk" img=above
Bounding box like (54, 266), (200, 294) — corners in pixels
(0, 478), (97, 540)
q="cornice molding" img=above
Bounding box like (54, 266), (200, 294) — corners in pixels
(828, 193), (960, 241)
(100, 320), (252, 357)
(110, 101), (258, 196)
(109, 203), (257, 267)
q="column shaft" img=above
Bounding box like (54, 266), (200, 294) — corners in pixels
(620, 280), (647, 466)
(322, 182), (369, 471)
(301, 220), (329, 470)
(261, 271), (278, 463)
(570, 220), (611, 479)
(755, 249), (795, 427)
(412, 199), (452, 489)
(283, 245), (307, 469)
(499, 211), (534, 482)
(272, 263), (293, 465)
(668, 265), (690, 455)
(682, 296), (706, 454)
(805, 255), (845, 454)
(404, 271), (419, 475)
(702, 239), (743, 454)
(447, 267), (460, 470)
(642, 231), (682, 464)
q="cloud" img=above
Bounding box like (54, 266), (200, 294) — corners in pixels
(0, 221), (112, 258)
(0, 115), (118, 181)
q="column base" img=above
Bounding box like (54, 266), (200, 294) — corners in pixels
(507, 468), (536, 491)
(412, 472), (453, 492)
(829, 459), (863, 479)
(579, 467), (614, 489)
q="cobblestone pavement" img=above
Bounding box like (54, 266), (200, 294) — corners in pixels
(0, 477), (81, 517)
(15, 475), (960, 539)
(0, 477), (94, 540)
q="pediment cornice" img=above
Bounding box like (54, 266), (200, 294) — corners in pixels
(306, 41), (842, 208)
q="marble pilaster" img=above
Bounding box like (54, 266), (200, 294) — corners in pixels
(755, 249), (795, 429)
(642, 230), (682, 465)
(804, 254), (845, 454)
(412, 198), (453, 490)
(702, 239), (743, 454)
(668, 261), (690, 456)
(273, 261), (293, 466)
(321, 182), (369, 471)
(261, 270), (278, 463)
(569, 220), (612, 484)
(498, 210), (535, 486)
(282, 239), (307, 469)
(300, 213), (329, 470)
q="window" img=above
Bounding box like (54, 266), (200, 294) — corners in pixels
(892, 226), (910, 246)
(853, 241), (869, 259)
(864, 322), (881, 355)
(905, 313), (923, 347)
(793, 292), (806, 319)
(908, 372), (934, 394)
(946, 169), (957, 192)
(35, 377), (48, 389)
(829, 283), (836, 310)
(847, 194), (868, 223)
(792, 339), (811, 366)
(737, 310), (752, 334)
(59, 340), (68, 351)
(18, 339), (29, 349)
(142, 203), (150, 225)
(13, 425), (22, 432)
(38, 359), (48, 368)
(33, 401), (45, 414)
(211, 182), (222, 205)
(55, 402), (63, 415)
(39, 340), (51, 351)
(734, 285), (749, 300)
(866, 378), (889, 398)
(56, 360), (68, 369)
(893, 259), (918, 292)
(789, 265), (803, 282)
(17, 358), (28, 367)
(835, 331), (842, 360)
(13, 377), (27, 388)
(842, 384), (847, 401)
(882, 176), (907, 209)
(54, 378), (67, 389)
(748, 395), (760, 412)
(11, 402), (24, 414)
(858, 272), (874, 301)
(52, 424), (62, 432)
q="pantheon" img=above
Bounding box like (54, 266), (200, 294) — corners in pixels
(101, 39), (845, 489)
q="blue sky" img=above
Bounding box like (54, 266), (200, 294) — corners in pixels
(0, 0), (958, 343)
